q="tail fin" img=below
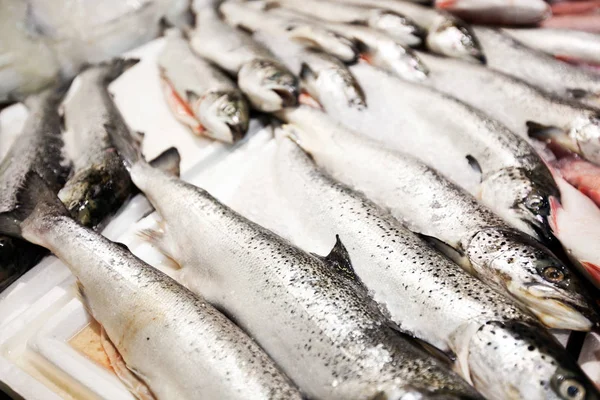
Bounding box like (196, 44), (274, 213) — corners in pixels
(148, 147), (181, 177)
(0, 173), (69, 238)
(81, 58), (140, 85)
(24, 80), (72, 109)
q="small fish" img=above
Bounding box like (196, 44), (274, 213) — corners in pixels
(329, 0), (485, 63)
(272, 0), (424, 46)
(189, 9), (298, 112)
(219, 1), (359, 63)
(0, 173), (302, 400)
(277, 106), (598, 332)
(473, 27), (600, 108)
(115, 137), (482, 400)
(272, 128), (600, 400)
(417, 50), (600, 166)
(435, 0), (551, 26)
(158, 29), (249, 143)
(503, 28), (600, 67)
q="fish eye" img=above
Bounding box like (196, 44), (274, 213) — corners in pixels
(543, 267), (565, 283)
(525, 194), (545, 211)
(559, 379), (586, 400)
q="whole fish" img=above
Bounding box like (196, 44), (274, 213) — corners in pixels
(503, 28), (600, 67)
(271, 0), (424, 46)
(157, 29), (249, 143)
(473, 27), (600, 108)
(277, 106), (598, 332)
(0, 173), (302, 400)
(272, 128), (600, 400)
(118, 148), (482, 399)
(255, 32), (366, 109)
(435, 0), (551, 26)
(269, 7), (429, 82)
(305, 62), (558, 245)
(416, 51), (600, 167)
(189, 9), (299, 112)
(219, 1), (359, 63)
(330, 0), (485, 63)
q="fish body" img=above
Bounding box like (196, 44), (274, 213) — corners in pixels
(435, 0), (551, 26)
(541, 14), (600, 34)
(272, 130), (600, 400)
(273, 0), (423, 46)
(330, 0), (484, 63)
(126, 160), (481, 399)
(189, 10), (298, 112)
(473, 27), (600, 108)
(219, 1), (359, 63)
(0, 174), (301, 400)
(503, 28), (600, 67)
(158, 29), (249, 143)
(277, 106), (598, 332)
(306, 62), (558, 244)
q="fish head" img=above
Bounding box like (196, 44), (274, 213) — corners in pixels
(194, 90), (250, 143)
(426, 19), (485, 64)
(480, 166), (559, 245)
(570, 115), (600, 164)
(466, 227), (597, 331)
(367, 10), (424, 47)
(466, 320), (598, 400)
(238, 59), (299, 112)
(300, 61), (366, 110)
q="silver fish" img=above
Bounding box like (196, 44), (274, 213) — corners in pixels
(330, 0), (485, 63)
(120, 157), (481, 398)
(189, 9), (298, 112)
(0, 173), (302, 400)
(269, 7), (429, 82)
(219, 1), (359, 63)
(503, 28), (600, 67)
(473, 26), (600, 108)
(158, 29), (249, 143)
(277, 106), (598, 332)
(435, 0), (551, 26)
(272, 128), (600, 400)
(272, 0), (424, 46)
(417, 50), (600, 166)
(305, 62), (558, 245)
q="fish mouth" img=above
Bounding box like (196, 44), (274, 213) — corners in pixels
(272, 87), (299, 108)
(510, 282), (593, 331)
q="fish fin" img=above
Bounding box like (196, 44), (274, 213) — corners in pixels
(526, 121), (561, 140)
(82, 58), (140, 84)
(138, 225), (180, 267)
(159, 77), (203, 134)
(0, 173), (69, 238)
(465, 155), (482, 178)
(185, 90), (200, 104)
(416, 233), (474, 274)
(298, 91), (322, 109)
(100, 327), (157, 400)
(299, 63), (315, 81)
(148, 147), (181, 177)
(567, 88), (589, 100)
(317, 235), (359, 282)
(104, 121), (144, 171)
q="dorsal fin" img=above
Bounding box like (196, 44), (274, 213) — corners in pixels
(319, 235), (358, 281)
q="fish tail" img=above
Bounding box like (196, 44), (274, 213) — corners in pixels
(81, 58), (140, 85)
(148, 147), (181, 177)
(0, 173), (69, 239)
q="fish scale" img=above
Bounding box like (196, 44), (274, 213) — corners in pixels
(126, 159), (482, 400)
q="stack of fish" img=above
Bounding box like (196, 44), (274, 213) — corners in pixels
(3, 0), (600, 399)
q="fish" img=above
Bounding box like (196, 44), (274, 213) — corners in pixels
(541, 14), (600, 34)
(472, 27), (600, 108)
(435, 0), (551, 26)
(416, 50), (600, 166)
(219, 1), (359, 63)
(254, 32), (367, 109)
(189, 9), (299, 112)
(551, 1), (600, 16)
(116, 136), (482, 400)
(157, 29), (249, 143)
(328, 0), (485, 63)
(269, 7), (429, 82)
(0, 173), (302, 400)
(276, 105), (598, 332)
(271, 127), (600, 400)
(553, 156), (600, 208)
(304, 62), (559, 245)
(271, 0), (424, 46)
(503, 28), (600, 67)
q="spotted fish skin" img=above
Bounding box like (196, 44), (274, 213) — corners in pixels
(128, 161), (482, 400)
(272, 132), (600, 400)
(276, 106), (598, 333)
